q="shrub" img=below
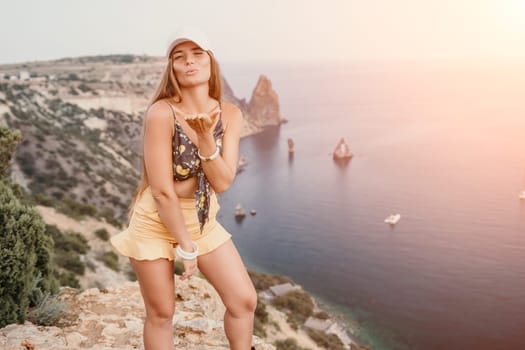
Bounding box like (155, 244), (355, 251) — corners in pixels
(69, 86), (79, 95)
(55, 270), (80, 288)
(100, 251), (120, 271)
(49, 227), (90, 255)
(173, 260), (184, 275)
(46, 225), (89, 276)
(26, 276), (67, 326)
(248, 269), (294, 292)
(99, 207), (123, 228)
(0, 126), (21, 177)
(271, 290), (314, 330)
(305, 328), (345, 350)
(16, 151), (35, 177)
(126, 267), (137, 281)
(67, 73), (80, 81)
(55, 198), (98, 220)
(94, 228), (109, 241)
(274, 338), (311, 350)
(314, 311), (330, 320)
(0, 181), (57, 327)
(77, 83), (92, 93)
(55, 250), (85, 275)
(254, 295), (269, 337)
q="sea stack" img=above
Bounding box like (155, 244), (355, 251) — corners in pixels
(287, 138), (294, 154)
(333, 137), (353, 161)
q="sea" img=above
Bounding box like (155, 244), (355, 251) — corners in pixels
(216, 60), (525, 350)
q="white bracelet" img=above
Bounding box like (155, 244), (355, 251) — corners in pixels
(197, 146), (220, 161)
(175, 241), (199, 260)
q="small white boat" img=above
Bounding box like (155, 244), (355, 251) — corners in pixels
(519, 191), (525, 200)
(235, 204), (246, 219)
(384, 214), (401, 225)
(236, 156), (248, 174)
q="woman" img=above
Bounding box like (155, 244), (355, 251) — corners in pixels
(110, 27), (257, 350)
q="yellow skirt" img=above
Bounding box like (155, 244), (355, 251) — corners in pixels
(110, 186), (232, 261)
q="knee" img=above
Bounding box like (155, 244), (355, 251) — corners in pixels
(227, 288), (258, 317)
(145, 305), (174, 326)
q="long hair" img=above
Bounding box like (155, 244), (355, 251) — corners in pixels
(126, 50), (223, 219)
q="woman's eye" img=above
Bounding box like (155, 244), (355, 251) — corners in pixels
(195, 51), (203, 55)
(174, 56), (182, 60)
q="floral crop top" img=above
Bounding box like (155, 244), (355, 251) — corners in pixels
(166, 102), (224, 233)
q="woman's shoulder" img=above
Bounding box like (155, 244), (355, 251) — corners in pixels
(220, 101), (243, 125)
(146, 99), (175, 122)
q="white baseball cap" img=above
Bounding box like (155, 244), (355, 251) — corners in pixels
(166, 26), (212, 57)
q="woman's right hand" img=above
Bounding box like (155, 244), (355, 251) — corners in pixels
(180, 257), (198, 281)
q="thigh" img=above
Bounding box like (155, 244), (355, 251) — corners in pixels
(130, 258), (175, 316)
(197, 239), (256, 309)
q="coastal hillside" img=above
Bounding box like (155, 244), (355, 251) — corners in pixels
(0, 195), (366, 350)
(0, 57), (369, 350)
(0, 55), (283, 224)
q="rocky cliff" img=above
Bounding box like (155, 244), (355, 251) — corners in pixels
(0, 204), (367, 350)
(247, 75), (282, 128)
(0, 281), (275, 350)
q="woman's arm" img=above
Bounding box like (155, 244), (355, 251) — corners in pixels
(197, 102), (243, 193)
(143, 101), (194, 252)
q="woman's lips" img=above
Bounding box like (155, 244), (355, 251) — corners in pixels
(185, 69), (198, 75)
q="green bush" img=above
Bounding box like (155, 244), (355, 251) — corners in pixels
(55, 198), (97, 220)
(100, 251), (120, 272)
(254, 295), (269, 337)
(26, 276), (67, 326)
(94, 228), (110, 241)
(0, 126), (21, 177)
(55, 250), (85, 275)
(67, 73), (80, 81)
(48, 226), (90, 255)
(55, 270), (80, 288)
(305, 328), (345, 350)
(77, 83), (92, 93)
(173, 260), (184, 275)
(46, 225), (89, 276)
(274, 338), (311, 350)
(314, 311), (330, 320)
(126, 267), (137, 281)
(0, 180), (58, 327)
(248, 269), (294, 292)
(271, 290), (314, 330)
(99, 207), (123, 228)
(16, 151), (35, 176)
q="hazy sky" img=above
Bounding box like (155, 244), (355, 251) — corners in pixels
(1, 0), (524, 64)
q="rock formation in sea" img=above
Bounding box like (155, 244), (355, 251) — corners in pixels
(333, 137), (353, 160)
(246, 75), (282, 127)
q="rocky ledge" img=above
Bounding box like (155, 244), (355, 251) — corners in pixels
(0, 280), (275, 350)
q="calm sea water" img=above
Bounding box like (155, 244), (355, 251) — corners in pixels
(218, 60), (525, 350)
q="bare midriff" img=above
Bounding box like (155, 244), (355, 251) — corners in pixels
(172, 177), (199, 199)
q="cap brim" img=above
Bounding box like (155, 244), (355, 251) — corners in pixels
(166, 38), (210, 57)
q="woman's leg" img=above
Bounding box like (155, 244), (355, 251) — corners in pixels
(130, 258), (175, 350)
(197, 239), (257, 350)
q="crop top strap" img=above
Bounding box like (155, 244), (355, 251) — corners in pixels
(164, 100), (178, 122)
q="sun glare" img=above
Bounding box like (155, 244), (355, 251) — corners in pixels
(500, 0), (525, 32)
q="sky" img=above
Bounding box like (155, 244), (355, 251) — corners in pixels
(0, 0), (524, 64)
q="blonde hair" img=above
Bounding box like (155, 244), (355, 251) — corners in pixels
(127, 50), (223, 220)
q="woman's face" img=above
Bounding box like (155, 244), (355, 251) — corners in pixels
(171, 41), (211, 88)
